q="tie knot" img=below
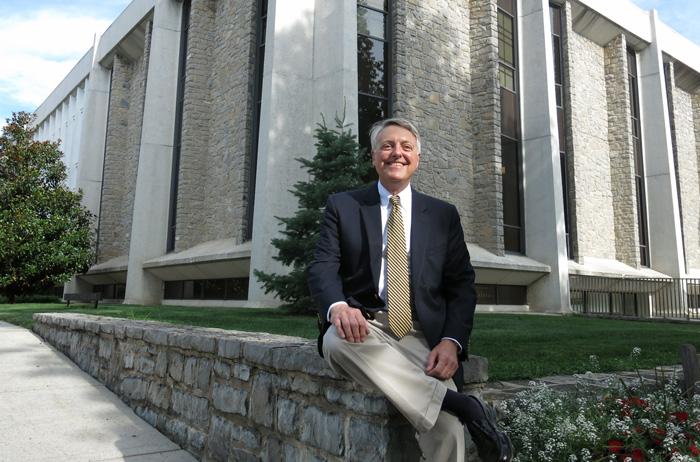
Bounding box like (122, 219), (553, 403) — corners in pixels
(390, 195), (400, 207)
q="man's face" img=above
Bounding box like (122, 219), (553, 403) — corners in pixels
(371, 125), (420, 193)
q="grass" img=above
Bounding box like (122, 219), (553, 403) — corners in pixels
(1, 303), (698, 382)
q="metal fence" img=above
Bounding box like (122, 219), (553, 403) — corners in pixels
(570, 275), (700, 321)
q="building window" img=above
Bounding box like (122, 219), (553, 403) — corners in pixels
(246, 0), (268, 241)
(357, 0), (391, 150)
(167, 0), (192, 252)
(94, 284), (126, 300)
(163, 278), (249, 300)
(498, 0), (523, 253)
(627, 49), (650, 267)
(476, 284), (527, 305)
(550, 4), (572, 258)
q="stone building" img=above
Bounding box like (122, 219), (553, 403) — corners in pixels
(34, 0), (700, 313)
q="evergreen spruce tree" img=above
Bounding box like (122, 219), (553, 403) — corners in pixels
(254, 115), (373, 313)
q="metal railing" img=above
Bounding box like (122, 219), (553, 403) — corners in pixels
(570, 275), (700, 321)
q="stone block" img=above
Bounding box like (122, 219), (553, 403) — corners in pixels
(147, 381), (171, 409)
(190, 334), (217, 353)
(218, 338), (242, 359)
(165, 418), (189, 446)
(275, 397), (298, 436)
(169, 352), (184, 382)
(346, 418), (391, 462)
(155, 350), (168, 377)
(125, 325), (144, 339)
(242, 342), (273, 366)
(136, 355), (156, 375)
(213, 360), (231, 379)
(183, 357), (198, 386)
(144, 328), (169, 346)
(121, 377), (147, 401)
(188, 427), (206, 451)
(197, 358), (212, 391)
(299, 406), (344, 456)
(250, 371), (275, 427)
(289, 374), (321, 395)
(463, 355), (489, 384)
(233, 363), (251, 381)
(211, 382), (247, 416)
(172, 389), (210, 428)
(324, 387), (389, 415)
(98, 337), (113, 360)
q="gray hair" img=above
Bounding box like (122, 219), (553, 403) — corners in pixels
(369, 118), (422, 154)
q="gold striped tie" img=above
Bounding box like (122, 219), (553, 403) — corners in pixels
(387, 195), (412, 338)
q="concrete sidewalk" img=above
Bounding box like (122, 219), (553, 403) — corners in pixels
(0, 321), (196, 462)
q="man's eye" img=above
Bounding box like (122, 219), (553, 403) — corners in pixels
(402, 144), (414, 152)
(381, 144), (392, 151)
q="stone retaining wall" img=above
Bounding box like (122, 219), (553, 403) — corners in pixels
(33, 313), (488, 461)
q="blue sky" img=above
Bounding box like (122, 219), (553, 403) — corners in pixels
(1, 0), (699, 130)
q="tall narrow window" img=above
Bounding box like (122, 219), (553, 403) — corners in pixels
(498, 0), (523, 253)
(245, 0), (268, 240)
(550, 4), (572, 258)
(167, 0), (191, 252)
(627, 49), (650, 266)
(357, 0), (390, 150)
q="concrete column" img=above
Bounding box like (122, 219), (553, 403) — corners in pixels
(124, 0), (183, 305)
(519, 0), (571, 312)
(312, 0), (359, 130)
(637, 10), (685, 277)
(247, 0), (317, 305)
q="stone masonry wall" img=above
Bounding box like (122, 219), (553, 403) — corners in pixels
(468, 0), (502, 254)
(668, 70), (700, 271)
(174, 0), (255, 252)
(97, 25), (151, 263)
(694, 92), (700, 271)
(604, 34), (640, 268)
(33, 313), (488, 461)
(566, 26), (616, 261)
(393, 0), (477, 244)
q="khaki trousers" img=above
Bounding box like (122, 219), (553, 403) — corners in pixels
(322, 313), (466, 462)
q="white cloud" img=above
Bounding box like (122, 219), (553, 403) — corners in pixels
(0, 10), (111, 110)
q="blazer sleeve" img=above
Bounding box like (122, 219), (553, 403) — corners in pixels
(307, 195), (346, 322)
(440, 204), (477, 360)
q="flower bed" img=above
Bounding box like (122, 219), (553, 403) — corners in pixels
(500, 351), (700, 462)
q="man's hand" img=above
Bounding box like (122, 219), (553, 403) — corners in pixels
(330, 303), (369, 343)
(425, 339), (459, 380)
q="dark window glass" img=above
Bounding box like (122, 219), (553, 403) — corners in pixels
(502, 138), (521, 253)
(357, 0), (390, 151)
(499, 65), (515, 91)
(498, 0), (514, 15)
(497, 11), (515, 65)
(358, 0), (386, 9)
(246, 0), (269, 240)
(500, 88), (519, 138)
(628, 48), (649, 266)
(358, 94), (388, 148)
(204, 279), (226, 299)
(183, 280), (195, 299)
(164, 281), (184, 299)
(225, 278), (249, 300)
(167, 0), (191, 252)
(357, 37), (386, 96)
(358, 6), (385, 39)
(475, 284), (527, 304)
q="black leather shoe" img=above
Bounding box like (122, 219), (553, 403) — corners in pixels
(464, 396), (514, 462)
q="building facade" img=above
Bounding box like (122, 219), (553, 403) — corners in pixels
(34, 0), (700, 312)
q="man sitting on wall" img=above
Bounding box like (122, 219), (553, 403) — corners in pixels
(308, 118), (513, 462)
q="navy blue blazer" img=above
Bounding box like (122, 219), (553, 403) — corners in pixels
(308, 183), (477, 389)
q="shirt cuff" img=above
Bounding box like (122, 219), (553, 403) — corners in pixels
(327, 301), (347, 322)
(441, 337), (462, 353)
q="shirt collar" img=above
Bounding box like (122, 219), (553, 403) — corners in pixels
(377, 181), (412, 209)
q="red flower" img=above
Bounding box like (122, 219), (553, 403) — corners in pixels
(630, 448), (644, 461)
(651, 428), (666, 446)
(608, 439), (625, 454)
(670, 411), (689, 423)
(690, 444), (700, 456)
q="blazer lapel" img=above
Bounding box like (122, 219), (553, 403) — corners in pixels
(410, 190), (429, 288)
(359, 184), (382, 292)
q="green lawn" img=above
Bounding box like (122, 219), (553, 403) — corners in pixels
(1, 303), (698, 381)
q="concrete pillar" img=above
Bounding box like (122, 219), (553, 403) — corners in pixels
(637, 10), (685, 277)
(519, 0), (571, 312)
(124, 0), (183, 305)
(312, 0), (359, 130)
(247, 0), (322, 305)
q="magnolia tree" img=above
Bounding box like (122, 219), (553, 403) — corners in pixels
(0, 112), (94, 303)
